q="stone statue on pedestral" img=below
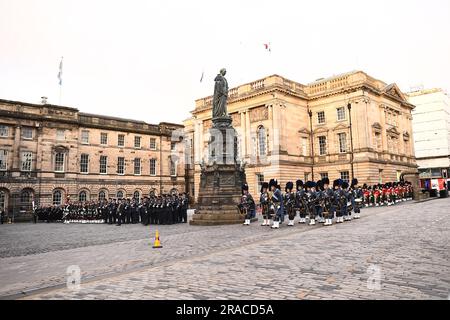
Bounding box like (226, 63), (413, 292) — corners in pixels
(212, 68), (228, 118)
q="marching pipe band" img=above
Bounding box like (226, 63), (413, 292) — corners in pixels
(32, 193), (190, 225)
(238, 178), (414, 228)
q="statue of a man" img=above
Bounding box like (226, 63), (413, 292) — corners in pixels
(212, 68), (228, 118)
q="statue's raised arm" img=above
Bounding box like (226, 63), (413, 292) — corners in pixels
(212, 68), (229, 118)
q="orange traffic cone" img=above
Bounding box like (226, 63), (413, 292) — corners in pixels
(152, 229), (163, 248)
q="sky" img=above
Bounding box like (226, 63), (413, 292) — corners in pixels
(1, 0), (449, 124)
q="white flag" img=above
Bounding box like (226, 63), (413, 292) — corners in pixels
(57, 57), (63, 85)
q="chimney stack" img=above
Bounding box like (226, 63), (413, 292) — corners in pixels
(41, 96), (48, 104)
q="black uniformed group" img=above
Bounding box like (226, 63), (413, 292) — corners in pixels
(238, 178), (414, 228)
(33, 193), (190, 226)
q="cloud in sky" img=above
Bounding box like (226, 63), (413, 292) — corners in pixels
(0, 0), (449, 124)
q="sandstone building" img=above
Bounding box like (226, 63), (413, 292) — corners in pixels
(0, 99), (185, 219)
(184, 71), (418, 200)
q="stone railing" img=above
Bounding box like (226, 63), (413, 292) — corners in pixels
(250, 79), (265, 91)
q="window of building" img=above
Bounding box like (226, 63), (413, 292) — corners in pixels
(98, 191), (106, 201)
(317, 111), (325, 124)
(320, 172), (328, 180)
(150, 159), (157, 176)
(117, 157), (125, 175)
(0, 125), (9, 137)
(53, 190), (62, 205)
(318, 136), (327, 155)
(134, 136), (141, 148)
(338, 133), (347, 153)
(99, 156), (107, 174)
(81, 130), (89, 144)
(80, 154), (89, 173)
(133, 191), (140, 201)
(304, 172), (310, 181)
(301, 137), (308, 156)
(171, 141), (176, 151)
(0, 150), (7, 170)
(134, 158), (141, 175)
(118, 134), (125, 147)
(337, 107), (346, 121)
(257, 126), (266, 156)
(54, 152), (65, 172)
(374, 132), (382, 151)
(170, 158), (177, 176)
(340, 171), (349, 182)
(21, 127), (33, 139)
(100, 132), (108, 145)
(20, 190), (31, 204)
(56, 129), (65, 141)
(117, 191), (124, 199)
(79, 191), (87, 202)
(150, 138), (156, 150)
(21, 152), (32, 172)
(256, 173), (264, 192)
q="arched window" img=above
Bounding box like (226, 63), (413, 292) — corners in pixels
(53, 190), (62, 205)
(20, 190), (31, 204)
(257, 126), (266, 156)
(79, 191), (87, 202)
(133, 191), (140, 201)
(98, 191), (106, 201)
(0, 190), (6, 211)
(117, 191), (124, 199)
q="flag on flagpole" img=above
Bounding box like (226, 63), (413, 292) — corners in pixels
(57, 57), (63, 85)
(263, 43), (271, 52)
(200, 71), (204, 83)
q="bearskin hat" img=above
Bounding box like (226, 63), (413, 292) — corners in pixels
(296, 180), (304, 190)
(316, 180), (324, 191)
(351, 178), (358, 187)
(268, 179), (278, 190)
(342, 181), (349, 189)
(305, 181), (314, 189)
(362, 183), (368, 189)
(322, 178), (330, 186)
(393, 182), (398, 187)
(242, 183), (249, 195)
(333, 179), (343, 188)
(260, 182), (269, 193)
(285, 181), (294, 192)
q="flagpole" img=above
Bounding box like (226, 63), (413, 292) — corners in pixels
(58, 56), (63, 105)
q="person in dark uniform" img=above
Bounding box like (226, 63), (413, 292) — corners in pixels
(116, 199), (125, 226)
(0, 209), (5, 224)
(181, 193), (189, 223)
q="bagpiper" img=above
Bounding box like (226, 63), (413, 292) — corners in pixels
(295, 180), (307, 224)
(283, 181), (296, 226)
(270, 179), (284, 229)
(260, 182), (271, 226)
(350, 178), (362, 219)
(322, 178), (335, 226)
(239, 183), (256, 225)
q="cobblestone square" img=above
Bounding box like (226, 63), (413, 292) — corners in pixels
(0, 199), (449, 300)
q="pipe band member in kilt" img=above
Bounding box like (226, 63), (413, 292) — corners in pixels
(342, 181), (353, 221)
(259, 182), (271, 226)
(270, 179), (284, 229)
(239, 183), (256, 225)
(333, 179), (345, 223)
(304, 181), (317, 225)
(322, 178), (335, 226)
(315, 179), (325, 224)
(351, 178), (362, 219)
(295, 180), (307, 224)
(284, 181), (296, 226)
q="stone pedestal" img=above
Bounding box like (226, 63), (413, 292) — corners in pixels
(190, 116), (247, 226)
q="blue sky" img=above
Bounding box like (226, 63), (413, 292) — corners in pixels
(0, 0), (449, 124)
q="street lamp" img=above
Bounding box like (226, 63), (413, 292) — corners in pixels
(308, 109), (314, 181)
(347, 103), (355, 181)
